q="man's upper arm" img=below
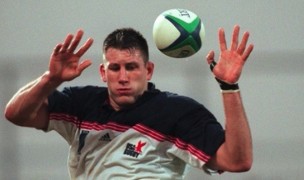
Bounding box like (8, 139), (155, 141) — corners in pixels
(22, 100), (50, 130)
(205, 141), (252, 173)
(204, 142), (228, 172)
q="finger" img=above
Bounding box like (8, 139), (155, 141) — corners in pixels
(75, 38), (94, 57)
(68, 29), (84, 53)
(60, 34), (74, 52)
(242, 44), (254, 61)
(53, 44), (62, 55)
(206, 50), (215, 64)
(237, 31), (250, 55)
(219, 28), (227, 52)
(77, 60), (92, 74)
(230, 25), (240, 51)
(206, 50), (216, 71)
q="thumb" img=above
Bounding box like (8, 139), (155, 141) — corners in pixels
(206, 50), (215, 64)
(77, 60), (92, 74)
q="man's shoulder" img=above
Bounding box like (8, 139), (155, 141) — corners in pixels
(161, 91), (198, 104)
(63, 85), (107, 95)
(150, 91), (203, 112)
(58, 85), (108, 102)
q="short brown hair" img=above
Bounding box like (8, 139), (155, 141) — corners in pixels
(103, 28), (149, 63)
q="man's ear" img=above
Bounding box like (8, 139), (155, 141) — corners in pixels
(99, 64), (107, 82)
(146, 61), (154, 81)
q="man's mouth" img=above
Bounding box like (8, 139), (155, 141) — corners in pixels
(117, 88), (132, 95)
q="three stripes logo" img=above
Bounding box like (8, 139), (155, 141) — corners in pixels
(99, 133), (112, 142)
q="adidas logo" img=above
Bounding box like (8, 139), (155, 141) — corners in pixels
(99, 133), (111, 142)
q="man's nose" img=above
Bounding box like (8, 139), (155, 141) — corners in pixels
(118, 68), (128, 82)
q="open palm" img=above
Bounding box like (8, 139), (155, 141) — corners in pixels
(206, 25), (254, 84)
(49, 30), (93, 83)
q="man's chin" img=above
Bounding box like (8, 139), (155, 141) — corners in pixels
(116, 97), (136, 107)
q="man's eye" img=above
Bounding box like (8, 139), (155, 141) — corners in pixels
(108, 65), (120, 71)
(126, 64), (138, 71)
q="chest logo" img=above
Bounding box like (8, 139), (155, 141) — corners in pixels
(123, 140), (146, 158)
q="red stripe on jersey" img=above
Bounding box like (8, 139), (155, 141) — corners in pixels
(133, 124), (210, 162)
(49, 113), (210, 162)
(49, 113), (130, 132)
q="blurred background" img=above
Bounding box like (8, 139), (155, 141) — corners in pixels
(1, 1), (303, 179)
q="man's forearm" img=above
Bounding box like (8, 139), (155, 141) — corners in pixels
(4, 71), (61, 126)
(222, 91), (253, 170)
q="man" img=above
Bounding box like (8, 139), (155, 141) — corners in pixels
(5, 25), (253, 179)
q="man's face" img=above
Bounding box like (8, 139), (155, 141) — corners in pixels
(100, 48), (154, 111)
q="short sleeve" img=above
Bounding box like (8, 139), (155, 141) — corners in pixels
(46, 87), (79, 144)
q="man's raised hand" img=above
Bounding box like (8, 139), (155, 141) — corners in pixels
(49, 30), (94, 83)
(206, 25), (254, 84)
